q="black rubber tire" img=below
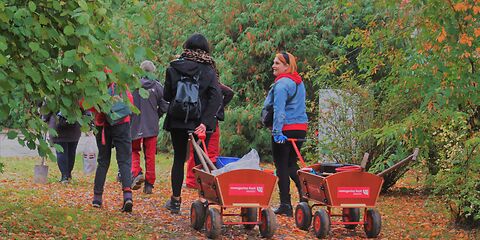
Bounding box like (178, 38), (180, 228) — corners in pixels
(190, 200), (207, 231)
(364, 208), (381, 238)
(312, 209), (330, 239)
(295, 202), (312, 231)
(241, 207), (258, 230)
(205, 208), (222, 239)
(259, 208), (277, 238)
(342, 208), (360, 229)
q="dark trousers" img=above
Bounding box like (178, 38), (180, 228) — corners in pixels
(272, 130), (306, 205)
(94, 123), (132, 195)
(170, 129), (211, 197)
(56, 141), (79, 179)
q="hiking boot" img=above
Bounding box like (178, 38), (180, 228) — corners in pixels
(144, 182), (154, 194)
(92, 194), (102, 208)
(274, 203), (293, 217)
(131, 173), (145, 190)
(164, 196), (181, 214)
(121, 199), (133, 213)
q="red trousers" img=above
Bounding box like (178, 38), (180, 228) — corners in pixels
(186, 124), (220, 188)
(131, 136), (157, 185)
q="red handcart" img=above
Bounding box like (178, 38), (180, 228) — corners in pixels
(289, 139), (419, 238)
(188, 134), (278, 239)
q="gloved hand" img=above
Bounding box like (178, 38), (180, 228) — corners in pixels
(273, 134), (288, 144)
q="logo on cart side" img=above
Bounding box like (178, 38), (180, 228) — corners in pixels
(229, 184), (265, 196)
(337, 187), (370, 198)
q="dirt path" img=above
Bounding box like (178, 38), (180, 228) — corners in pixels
(0, 133), (90, 157)
(0, 161), (477, 239)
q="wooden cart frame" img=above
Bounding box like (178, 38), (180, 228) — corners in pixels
(188, 134), (278, 239)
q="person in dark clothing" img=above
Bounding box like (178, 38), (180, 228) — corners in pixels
(163, 33), (222, 214)
(263, 52), (308, 217)
(130, 60), (169, 194)
(185, 83), (234, 188)
(45, 112), (81, 183)
(88, 67), (135, 213)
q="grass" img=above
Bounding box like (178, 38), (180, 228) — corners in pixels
(0, 153), (175, 239)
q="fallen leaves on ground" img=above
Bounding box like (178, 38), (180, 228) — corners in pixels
(0, 166), (478, 239)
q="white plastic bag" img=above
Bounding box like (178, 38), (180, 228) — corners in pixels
(212, 149), (261, 176)
(82, 133), (98, 174)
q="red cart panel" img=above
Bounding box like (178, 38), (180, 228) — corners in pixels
(193, 167), (277, 208)
(298, 166), (383, 208)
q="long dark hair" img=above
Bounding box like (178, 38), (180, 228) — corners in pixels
(183, 33), (210, 53)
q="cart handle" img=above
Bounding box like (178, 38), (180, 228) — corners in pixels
(188, 133), (217, 172)
(287, 138), (307, 168)
(377, 148), (419, 177)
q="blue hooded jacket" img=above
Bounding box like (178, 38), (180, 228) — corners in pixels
(263, 76), (308, 135)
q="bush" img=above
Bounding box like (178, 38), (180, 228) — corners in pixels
(431, 114), (480, 227)
(220, 105), (272, 162)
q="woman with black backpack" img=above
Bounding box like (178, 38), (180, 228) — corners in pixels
(163, 33), (222, 214)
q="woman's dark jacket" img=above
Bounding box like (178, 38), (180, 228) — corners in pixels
(163, 58), (222, 131)
(46, 114), (81, 143)
(216, 84), (234, 121)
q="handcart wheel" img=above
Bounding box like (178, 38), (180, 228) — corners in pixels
(241, 207), (258, 230)
(364, 208), (381, 238)
(205, 208), (222, 239)
(295, 202), (312, 230)
(313, 209), (330, 239)
(342, 208), (360, 229)
(259, 208), (277, 238)
(190, 200), (207, 230)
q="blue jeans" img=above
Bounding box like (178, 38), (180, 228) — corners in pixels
(94, 123), (132, 195)
(56, 141), (79, 179)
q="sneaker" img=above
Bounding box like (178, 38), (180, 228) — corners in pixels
(143, 182), (154, 194)
(121, 199), (133, 212)
(164, 196), (181, 214)
(59, 176), (69, 184)
(131, 173), (145, 190)
(92, 200), (102, 208)
(273, 203), (293, 217)
(116, 172), (121, 183)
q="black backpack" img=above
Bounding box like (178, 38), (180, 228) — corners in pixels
(168, 71), (202, 123)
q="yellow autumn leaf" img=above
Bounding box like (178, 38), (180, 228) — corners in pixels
(459, 33), (473, 46)
(437, 27), (446, 43)
(453, 2), (470, 12)
(474, 28), (480, 37)
(473, 6), (480, 14)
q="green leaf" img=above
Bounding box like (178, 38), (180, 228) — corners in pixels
(64, 25), (75, 35)
(96, 8), (107, 16)
(78, 1), (88, 11)
(139, 88), (150, 99)
(53, 143), (64, 153)
(25, 83), (33, 93)
(62, 49), (77, 66)
(7, 130), (17, 139)
(0, 54), (6, 65)
(28, 42), (40, 51)
(24, 67), (41, 83)
(134, 46), (146, 62)
(0, 38), (8, 51)
(27, 140), (36, 150)
(28, 1), (36, 12)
